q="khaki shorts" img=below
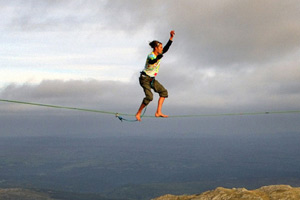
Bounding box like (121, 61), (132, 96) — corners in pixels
(139, 75), (168, 106)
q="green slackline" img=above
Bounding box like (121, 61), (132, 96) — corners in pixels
(1, 99), (300, 119)
(0, 99), (144, 118)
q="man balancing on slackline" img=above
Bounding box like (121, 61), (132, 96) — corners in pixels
(136, 30), (175, 121)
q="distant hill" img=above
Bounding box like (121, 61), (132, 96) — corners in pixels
(152, 185), (300, 200)
(0, 188), (127, 200)
(2, 185), (300, 200)
(0, 188), (57, 200)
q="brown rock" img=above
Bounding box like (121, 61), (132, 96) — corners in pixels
(152, 185), (300, 200)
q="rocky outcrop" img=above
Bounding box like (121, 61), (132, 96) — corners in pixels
(153, 185), (300, 200)
(0, 188), (57, 200)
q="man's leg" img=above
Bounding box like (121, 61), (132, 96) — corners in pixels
(151, 79), (168, 118)
(152, 79), (168, 118)
(155, 97), (168, 118)
(136, 102), (146, 121)
(136, 76), (153, 121)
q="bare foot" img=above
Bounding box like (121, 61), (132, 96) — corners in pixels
(155, 113), (168, 118)
(136, 113), (141, 121)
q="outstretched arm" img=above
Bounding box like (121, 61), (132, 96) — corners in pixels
(148, 30), (175, 64)
(163, 30), (175, 54)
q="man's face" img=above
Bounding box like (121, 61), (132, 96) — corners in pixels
(155, 44), (163, 54)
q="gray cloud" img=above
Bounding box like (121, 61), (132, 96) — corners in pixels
(1, 62), (299, 115)
(1, 0), (300, 137)
(0, 79), (141, 112)
(104, 0), (300, 66)
(0, 78), (299, 138)
(5, 0), (300, 66)
(3, 0), (105, 32)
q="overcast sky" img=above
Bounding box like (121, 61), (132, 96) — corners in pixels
(0, 0), (299, 137)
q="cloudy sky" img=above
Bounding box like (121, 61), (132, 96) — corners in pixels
(0, 0), (300, 137)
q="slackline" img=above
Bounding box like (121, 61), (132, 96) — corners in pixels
(1, 99), (300, 120)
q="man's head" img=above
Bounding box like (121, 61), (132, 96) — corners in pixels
(149, 40), (163, 55)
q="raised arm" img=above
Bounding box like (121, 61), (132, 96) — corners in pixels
(163, 30), (175, 54)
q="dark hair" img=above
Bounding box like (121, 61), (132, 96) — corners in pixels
(149, 40), (162, 49)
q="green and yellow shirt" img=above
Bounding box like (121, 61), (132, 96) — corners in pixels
(142, 40), (173, 77)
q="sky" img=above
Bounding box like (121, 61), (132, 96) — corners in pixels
(0, 0), (300, 137)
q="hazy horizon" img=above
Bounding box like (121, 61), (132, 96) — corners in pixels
(0, 133), (300, 200)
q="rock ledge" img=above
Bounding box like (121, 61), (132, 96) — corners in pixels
(153, 185), (300, 200)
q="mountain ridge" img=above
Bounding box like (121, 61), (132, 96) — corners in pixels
(152, 185), (300, 200)
(2, 185), (300, 200)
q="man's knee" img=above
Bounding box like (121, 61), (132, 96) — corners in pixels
(143, 94), (153, 105)
(159, 89), (168, 98)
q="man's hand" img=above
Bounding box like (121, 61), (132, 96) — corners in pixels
(170, 30), (175, 40)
